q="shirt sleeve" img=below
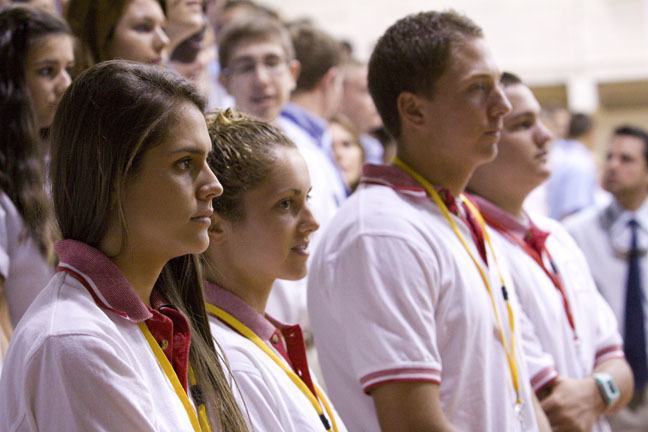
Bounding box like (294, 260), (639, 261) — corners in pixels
(331, 233), (443, 394)
(554, 223), (625, 366)
(19, 334), (160, 432)
(592, 292), (625, 366)
(517, 305), (558, 392)
(0, 200), (9, 280)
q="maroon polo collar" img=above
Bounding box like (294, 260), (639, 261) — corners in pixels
(55, 239), (152, 322)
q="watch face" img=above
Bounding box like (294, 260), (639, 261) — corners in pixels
(594, 373), (620, 406)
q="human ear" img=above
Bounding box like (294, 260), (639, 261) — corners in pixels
(397, 92), (426, 128)
(208, 216), (227, 245)
(288, 59), (300, 91)
(218, 73), (231, 92)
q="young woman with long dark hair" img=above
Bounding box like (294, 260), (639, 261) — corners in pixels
(0, 5), (73, 359)
(0, 60), (248, 432)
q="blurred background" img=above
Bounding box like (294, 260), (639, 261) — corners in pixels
(263, 0), (648, 163)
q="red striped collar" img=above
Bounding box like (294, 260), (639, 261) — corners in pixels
(55, 239), (153, 322)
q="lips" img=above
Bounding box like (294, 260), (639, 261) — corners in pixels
(251, 95), (276, 106)
(191, 209), (213, 224)
(291, 241), (310, 256)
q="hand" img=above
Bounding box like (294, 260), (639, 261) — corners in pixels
(540, 376), (605, 432)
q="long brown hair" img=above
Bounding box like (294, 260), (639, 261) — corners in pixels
(0, 5), (68, 262)
(50, 60), (248, 431)
(65, 0), (166, 75)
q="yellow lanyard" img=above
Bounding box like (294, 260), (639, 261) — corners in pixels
(139, 323), (211, 432)
(393, 157), (522, 406)
(206, 303), (338, 432)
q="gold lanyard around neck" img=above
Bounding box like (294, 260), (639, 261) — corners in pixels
(139, 323), (211, 432)
(392, 157), (522, 406)
(206, 303), (338, 432)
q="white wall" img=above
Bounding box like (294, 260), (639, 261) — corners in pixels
(261, 0), (648, 111)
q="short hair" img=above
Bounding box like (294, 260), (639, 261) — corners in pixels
(218, 15), (294, 70)
(566, 112), (593, 139)
(613, 124), (648, 166)
(500, 71), (523, 88)
(207, 108), (295, 221)
(289, 21), (342, 92)
(65, 0), (166, 75)
(368, 10), (483, 138)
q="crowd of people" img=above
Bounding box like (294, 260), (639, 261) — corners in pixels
(0, 0), (647, 431)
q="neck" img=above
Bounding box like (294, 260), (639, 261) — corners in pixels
(111, 252), (165, 307)
(477, 190), (526, 220)
(396, 147), (473, 197)
(291, 92), (326, 120)
(204, 264), (272, 315)
(616, 190), (648, 212)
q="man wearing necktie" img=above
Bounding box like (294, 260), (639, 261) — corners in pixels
(566, 125), (648, 430)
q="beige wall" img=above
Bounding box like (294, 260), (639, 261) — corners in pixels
(261, 0), (648, 149)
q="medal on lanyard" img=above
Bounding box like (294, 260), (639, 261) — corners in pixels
(206, 303), (338, 432)
(393, 157), (525, 420)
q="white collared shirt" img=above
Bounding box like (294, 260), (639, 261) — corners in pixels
(205, 284), (347, 432)
(0, 241), (197, 432)
(492, 215), (623, 432)
(307, 166), (539, 432)
(565, 199), (648, 359)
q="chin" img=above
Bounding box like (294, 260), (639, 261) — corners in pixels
(181, 234), (210, 256)
(279, 267), (308, 281)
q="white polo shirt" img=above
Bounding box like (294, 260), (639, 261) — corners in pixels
(0, 240), (198, 431)
(565, 199), (648, 349)
(474, 196), (624, 432)
(0, 192), (53, 326)
(307, 164), (540, 432)
(205, 282), (346, 432)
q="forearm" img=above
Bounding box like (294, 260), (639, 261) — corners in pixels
(593, 357), (634, 413)
(372, 382), (456, 432)
(532, 394), (551, 432)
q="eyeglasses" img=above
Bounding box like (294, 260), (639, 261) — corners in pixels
(223, 55), (289, 77)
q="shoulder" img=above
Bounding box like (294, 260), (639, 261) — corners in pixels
(209, 318), (266, 376)
(562, 205), (603, 234)
(9, 273), (133, 362)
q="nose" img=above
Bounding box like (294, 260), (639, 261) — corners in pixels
(605, 154), (619, 171)
(490, 82), (512, 119)
(55, 69), (72, 97)
(199, 164), (223, 201)
(534, 120), (553, 148)
(155, 27), (170, 52)
(253, 63), (271, 84)
(300, 203), (320, 235)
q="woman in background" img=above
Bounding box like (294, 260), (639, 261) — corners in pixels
(329, 114), (365, 192)
(65, 0), (169, 75)
(0, 61), (248, 432)
(0, 5), (73, 360)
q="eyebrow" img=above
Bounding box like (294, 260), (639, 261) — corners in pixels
(277, 186), (313, 196)
(168, 147), (208, 155)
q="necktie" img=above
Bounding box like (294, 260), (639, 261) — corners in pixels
(624, 219), (648, 392)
